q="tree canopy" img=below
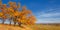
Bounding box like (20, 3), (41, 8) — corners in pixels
(0, 1), (36, 26)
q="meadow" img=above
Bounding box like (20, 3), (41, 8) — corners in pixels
(31, 24), (60, 30)
(0, 24), (60, 30)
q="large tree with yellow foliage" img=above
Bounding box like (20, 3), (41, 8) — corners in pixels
(0, 0), (36, 27)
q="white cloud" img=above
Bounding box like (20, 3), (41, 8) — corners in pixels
(36, 8), (60, 23)
(40, 12), (60, 18)
(36, 17), (60, 23)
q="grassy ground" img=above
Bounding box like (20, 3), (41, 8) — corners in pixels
(30, 24), (60, 30)
(0, 24), (32, 30)
(0, 24), (60, 30)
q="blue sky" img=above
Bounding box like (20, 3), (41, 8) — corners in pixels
(1, 0), (60, 23)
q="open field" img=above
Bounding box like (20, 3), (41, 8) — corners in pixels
(0, 24), (60, 30)
(0, 24), (33, 30)
(30, 24), (60, 30)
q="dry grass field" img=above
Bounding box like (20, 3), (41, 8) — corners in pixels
(0, 24), (60, 30)
(30, 24), (60, 30)
(0, 24), (33, 30)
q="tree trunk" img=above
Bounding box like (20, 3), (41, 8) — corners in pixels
(9, 17), (13, 25)
(10, 20), (11, 25)
(18, 22), (22, 27)
(14, 22), (16, 26)
(2, 19), (5, 24)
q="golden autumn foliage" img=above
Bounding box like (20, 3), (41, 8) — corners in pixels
(0, 12), (3, 17)
(0, 1), (36, 26)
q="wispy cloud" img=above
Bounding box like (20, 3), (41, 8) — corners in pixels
(36, 8), (60, 23)
(40, 12), (60, 18)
